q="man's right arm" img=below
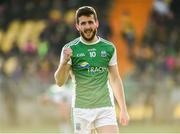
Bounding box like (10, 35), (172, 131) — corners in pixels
(54, 63), (71, 87)
(54, 48), (72, 87)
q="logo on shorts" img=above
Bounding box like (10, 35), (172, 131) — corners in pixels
(76, 123), (81, 131)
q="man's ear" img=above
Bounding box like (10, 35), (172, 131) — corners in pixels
(76, 24), (79, 31)
(96, 20), (99, 28)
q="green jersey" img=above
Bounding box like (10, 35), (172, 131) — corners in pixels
(61, 37), (117, 108)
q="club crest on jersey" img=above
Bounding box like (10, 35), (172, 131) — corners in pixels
(101, 51), (107, 57)
(78, 61), (90, 69)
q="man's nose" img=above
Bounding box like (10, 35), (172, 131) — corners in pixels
(85, 23), (91, 29)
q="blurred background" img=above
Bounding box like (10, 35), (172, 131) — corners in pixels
(0, 0), (180, 133)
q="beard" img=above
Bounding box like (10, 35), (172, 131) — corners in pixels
(80, 28), (97, 42)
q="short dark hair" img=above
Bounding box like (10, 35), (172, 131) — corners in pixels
(75, 6), (97, 24)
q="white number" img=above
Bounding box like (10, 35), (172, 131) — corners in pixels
(89, 52), (96, 57)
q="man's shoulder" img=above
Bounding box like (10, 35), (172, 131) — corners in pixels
(63, 37), (80, 48)
(99, 37), (114, 46)
(99, 37), (116, 51)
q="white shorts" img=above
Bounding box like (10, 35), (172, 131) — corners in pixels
(72, 107), (118, 134)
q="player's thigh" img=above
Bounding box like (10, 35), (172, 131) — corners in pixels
(73, 108), (92, 134)
(94, 107), (119, 133)
(96, 125), (119, 134)
(73, 117), (92, 134)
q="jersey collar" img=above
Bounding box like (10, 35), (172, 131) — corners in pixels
(80, 36), (100, 45)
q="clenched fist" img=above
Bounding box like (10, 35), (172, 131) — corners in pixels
(62, 48), (72, 64)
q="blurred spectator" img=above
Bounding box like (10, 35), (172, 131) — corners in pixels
(121, 12), (136, 60)
(0, 56), (22, 125)
(41, 78), (73, 133)
(38, 39), (49, 59)
(153, 0), (170, 16)
(165, 54), (175, 73)
(170, 0), (180, 24)
(22, 39), (37, 55)
(98, 17), (112, 40)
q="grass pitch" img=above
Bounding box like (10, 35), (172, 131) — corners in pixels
(0, 121), (180, 133)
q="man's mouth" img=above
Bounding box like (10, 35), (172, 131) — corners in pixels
(85, 29), (92, 34)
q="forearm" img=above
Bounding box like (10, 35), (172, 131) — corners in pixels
(110, 77), (127, 112)
(54, 63), (70, 86)
(108, 57), (129, 125)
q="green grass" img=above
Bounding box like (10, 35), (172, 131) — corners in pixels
(119, 122), (180, 133)
(0, 122), (180, 133)
(0, 123), (59, 133)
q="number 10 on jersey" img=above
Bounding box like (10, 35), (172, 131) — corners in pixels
(89, 52), (96, 57)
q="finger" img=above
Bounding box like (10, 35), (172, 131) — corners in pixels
(121, 118), (128, 126)
(64, 48), (72, 54)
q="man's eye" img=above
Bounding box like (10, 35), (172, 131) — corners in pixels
(88, 21), (93, 24)
(81, 22), (86, 25)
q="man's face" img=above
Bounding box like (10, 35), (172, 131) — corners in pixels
(76, 15), (99, 41)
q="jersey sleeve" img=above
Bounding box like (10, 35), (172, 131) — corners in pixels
(60, 47), (72, 65)
(109, 46), (117, 66)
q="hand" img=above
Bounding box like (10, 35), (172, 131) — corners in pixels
(62, 48), (72, 64)
(119, 110), (130, 126)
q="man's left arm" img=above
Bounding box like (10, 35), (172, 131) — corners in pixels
(108, 65), (130, 126)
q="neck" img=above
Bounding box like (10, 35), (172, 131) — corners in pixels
(81, 36), (99, 44)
